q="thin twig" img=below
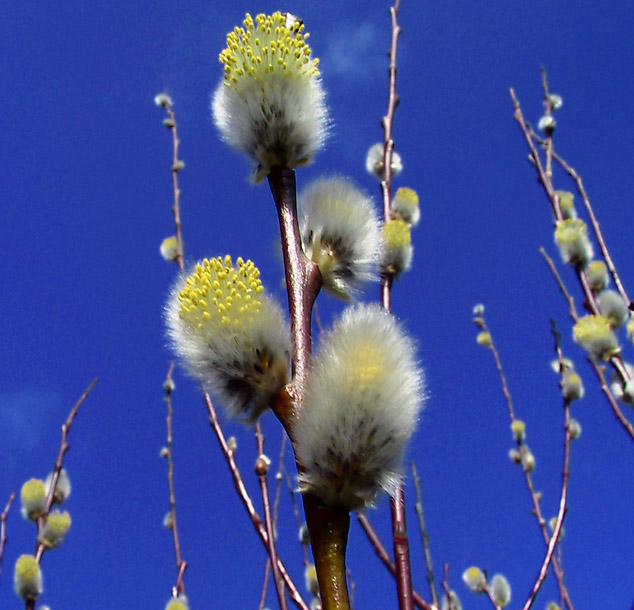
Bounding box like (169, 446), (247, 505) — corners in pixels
(0, 491), (16, 585)
(202, 391), (309, 610)
(531, 130), (630, 306)
(377, 3), (415, 608)
(356, 514), (433, 610)
(256, 422), (288, 610)
(441, 564), (455, 610)
(411, 462), (439, 608)
(474, 312), (573, 607)
(540, 249), (634, 442)
(164, 362), (188, 597)
(157, 97), (185, 271)
(520, 326), (572, 610)
(25, 379), (98, 610)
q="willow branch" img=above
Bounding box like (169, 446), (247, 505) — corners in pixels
(255, 422), (288, 610)
(0, 491), (16, 585)
(356, 514), (433, 610)
(164, 363), (188, 597)
(411, 462), (439, 608)
(202, 391), (309, 610)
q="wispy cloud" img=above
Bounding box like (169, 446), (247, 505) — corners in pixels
(0, 387), (63, 470)
(320, 20), (383, 82)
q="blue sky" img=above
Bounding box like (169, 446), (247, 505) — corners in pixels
(3, 1), (634, 608)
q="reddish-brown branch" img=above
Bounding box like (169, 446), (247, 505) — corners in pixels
(157, 100), (185, 271)
(411, 462), (439, 608)
(0, 491), (16, 585)
(356, 514), (433, 610)
(202, 391), (309, 610)
(475, 313), (573, 608)
(164, 363), (188, 596)
(255, 422), (288, 610)
(540, 249), (634, 443)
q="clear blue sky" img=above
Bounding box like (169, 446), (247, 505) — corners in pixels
(2, 1), (634, 608)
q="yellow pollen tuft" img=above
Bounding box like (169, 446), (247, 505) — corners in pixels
(394, 187), (419, 206)
(348, 342), (384, 391)
(219, 12), (320, 90)
(383, 219), (411, 249)
(178, 256), (263, 332)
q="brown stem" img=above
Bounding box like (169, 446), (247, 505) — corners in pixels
(202, 391), (309, 610)
(255, 422), (288, 610)
(411, 462), (439, 608)
(356, 514), (433, 610)
(302, 494), (351, 610)
(164, 363), (187, 596)
(540, 248), (634, 443)
(0, 491), (16, 585)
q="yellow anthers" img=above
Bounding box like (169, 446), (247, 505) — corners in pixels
(219, 12), (319, 91)
(562, 370), (584, 401)
(554, 218), (593, 266)
(555, 190), (576, 219)
(511, 419), (526, 442)
(165, 596), (189, 610)
(14, 555), (42, 600)
(38, 510), (71, 548)
(178, 256), (263, 330)
(304, 563), (319, 596)
(476, 331), (492, 347)
(462, 566), (486, 593)
(573, 314), (619, 360)
(587, 260), (609, 292)
(20, 478), (47, 521)
(391, 187), (420, 227)
(160, 236), (181, 262)
(381, 219), (412, 276)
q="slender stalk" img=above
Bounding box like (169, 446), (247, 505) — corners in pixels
(0, 491), (16, 585)
(255, 422), (288, 610)
(25, 379), (98, 610)
(474, 311), (573, 608)
(356, 513), (433, 610)
(411, 462), (439, 608)
(202, 391), (309, 610)
(164, 363), (187, 596)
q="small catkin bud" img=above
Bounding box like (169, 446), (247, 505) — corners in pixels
(365, 143), (403, 181)
(550, 357), (573, 374)
(520, 445), (536, 472)
(472, 303), (485, 317)
(227, 436), (238, 452)
(163, 512), (173, 530)
(45, 469), (71, 504)
(160, 447), (170, 459)
(546, 602), (562, 610)
(627, 319), (634, 343)
(548, 93), (563, 110)
(299, 176), (381, 299)
(508, 448), (521, 464)
(20, 479), (47, 520)
(160, 237), (182, 262)
(172, 160), (185, 172)
(38, 510), (71, 548)
(597, 289), (629, 328)
(611, 368), (634, 406)
(511, 420), (526, 442)
(562, 370), (584, 401)
(538, 115), (556, 135)
(573, 315), (619, 360)
(567, 418), (582, 439)
(166, 256), (291, 423)
(391, 187), (420, 227)
(548, 516), (565, 538)
(555, 190), (576, 219)
(491, 574), (511, 607)
(163, 118), (175, 128)
(381, 219), (412, 277)
(304, 564), (319, 595)
(587, 260), (609, 292)
(163, 377), (176, 393)
(554, 218), (593, 267)
(165, 595), (189, 610)
(298, 523), (310, 545)
(476, 331), (492, 347)
(212, 12), (328, 182)
(14, 555), (42, 600)
(296, 304), (424, 510)
(441, 591), (462, 610)
(462, 566), (486, 592)
(154, 93), (173, 108)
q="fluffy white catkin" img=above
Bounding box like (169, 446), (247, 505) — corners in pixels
(295, 303), (425, 510)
